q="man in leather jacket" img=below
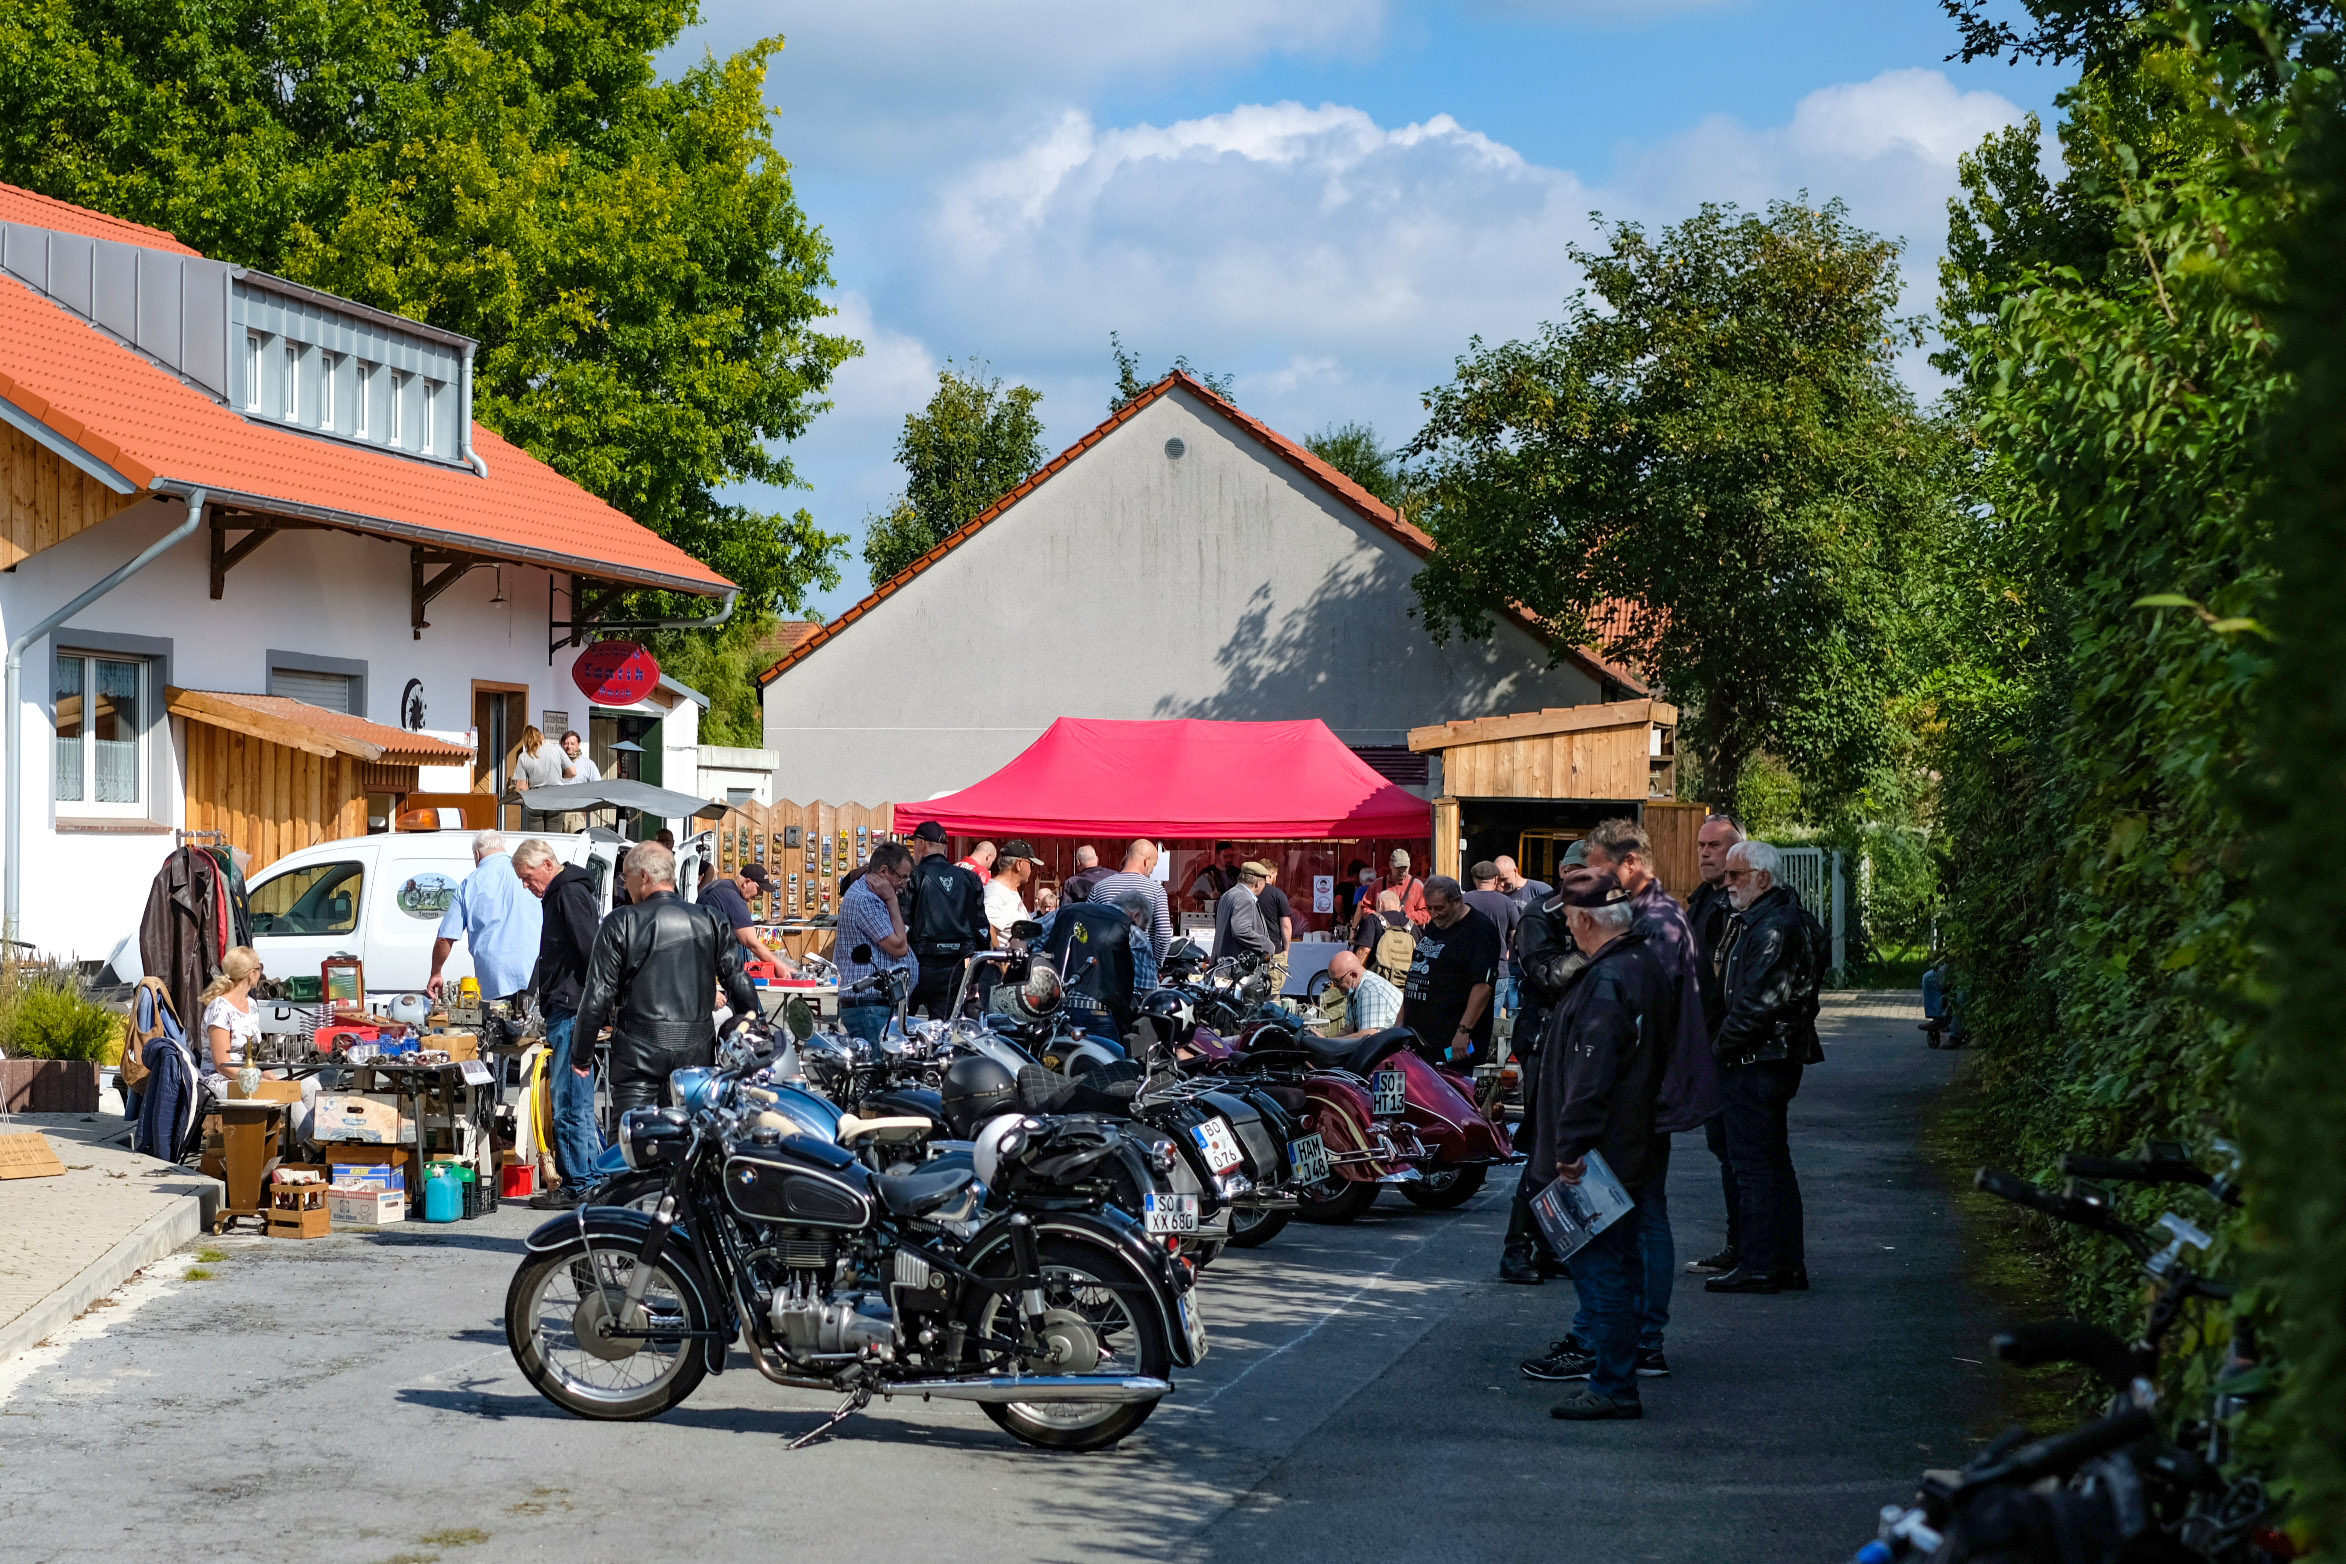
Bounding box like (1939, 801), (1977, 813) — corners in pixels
(1704, 839), (1828, 1295)
(905, 821), (987, 1018)
(574, 841), (760, 1116)
(1498, 885), (1587, 1283)
(1681, 812), (1745, 1277)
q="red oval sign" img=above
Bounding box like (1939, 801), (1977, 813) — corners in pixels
(572, 640), (660, 706)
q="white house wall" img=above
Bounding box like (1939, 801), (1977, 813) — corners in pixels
(0, 495), (595, 958)
(762, 388), (1602, 803)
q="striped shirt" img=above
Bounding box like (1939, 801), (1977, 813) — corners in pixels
(835, 880), (915, 991)
(1087, 871), (1174, 956)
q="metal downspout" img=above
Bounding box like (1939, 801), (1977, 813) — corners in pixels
(4, 488), (207, 939)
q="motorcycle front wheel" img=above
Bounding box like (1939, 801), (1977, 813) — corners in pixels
(961, 1234), (1172, 1452)
(506, 1241), (709, 1421)
(1399, 1164), (1487, 1209)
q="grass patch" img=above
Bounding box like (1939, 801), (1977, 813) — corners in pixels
(195, 1247), (228, 1264)
(1918, 1050), (2089, 1436)
(182, 1267), (214, 1281)
(419, 1531), (489, 1549)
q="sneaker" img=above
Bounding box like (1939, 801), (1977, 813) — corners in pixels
(529, 1187), (583, 1211)
(1519, 1338), (1594, 1381)
(1550, 1389), (1642, 1420)
(1498, 1243), (1544, 1285)
(1635, 1348), (1670, 1378)
(1684, 1247), (1738, 1275)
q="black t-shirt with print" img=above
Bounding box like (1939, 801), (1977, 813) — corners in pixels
(1399, 906), (1503, 1059)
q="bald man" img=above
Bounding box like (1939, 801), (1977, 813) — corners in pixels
(1326, 949), (1403, 1037)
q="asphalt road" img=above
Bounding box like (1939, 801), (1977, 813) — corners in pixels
(0, 995), (1993, 1564)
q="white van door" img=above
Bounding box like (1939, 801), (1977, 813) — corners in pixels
(247, 849), (374, 996)
(368, 847), (477, 996)
(678, 829), (715, 904)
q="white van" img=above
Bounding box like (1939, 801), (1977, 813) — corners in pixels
(241, 828), (714, 1003)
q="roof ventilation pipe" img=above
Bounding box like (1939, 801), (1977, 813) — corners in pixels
(5, 486), (208, 938)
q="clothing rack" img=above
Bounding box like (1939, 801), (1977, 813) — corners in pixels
(173, 829), (228, 846)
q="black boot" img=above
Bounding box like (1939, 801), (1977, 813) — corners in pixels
(1499, 1241), (1543, 1284)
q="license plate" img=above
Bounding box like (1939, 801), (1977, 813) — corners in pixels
(1178, 1292), (1209, 1361)
(1288, 1132), (1331, 1185)
(1371, 1069), (1406, 1116)
(1189, 1117), (1246, 1177)
(1144, 1192), (1200, 1234)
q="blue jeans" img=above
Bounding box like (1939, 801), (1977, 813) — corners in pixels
(545, 1010), (604, 1186)
(1639, 1149), (1674, 1352)
(840, 1003), (890, 1044)
(1498, 973), (1521, 1017)
(1567, 1198), (1646, 1403)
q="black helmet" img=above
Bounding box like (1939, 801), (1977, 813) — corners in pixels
(939, 1055), (1018, 1138)
(1141, 988), (1194, 1036)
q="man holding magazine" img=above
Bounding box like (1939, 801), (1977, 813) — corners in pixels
(1517, 868), (1674, 1422)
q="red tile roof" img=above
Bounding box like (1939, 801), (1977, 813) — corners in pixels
(0, 183), (199, 255)
(0, 186), (728, 596)
(755, 372), (1645, 692)
(168, 688), (473, 764)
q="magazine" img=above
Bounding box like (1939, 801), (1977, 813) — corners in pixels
(1528, 1150), (1637, 1261)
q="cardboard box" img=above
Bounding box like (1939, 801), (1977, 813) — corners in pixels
(426, 1031), (480, 1061)
(327, 1187), (407, 1226)
(330, 1161), (406, 1192)
(313, 1094), (411, 1145)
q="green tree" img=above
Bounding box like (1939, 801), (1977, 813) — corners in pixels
(1407, 199), (1953, 816)
(0, 0), (857, 616)
(1107, 331), (1234, 410)
(861, 362), (1045, 585)
(1304, 422), (1404, 510)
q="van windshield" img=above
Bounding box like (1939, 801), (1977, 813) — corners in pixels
(250, 861), (364, 935)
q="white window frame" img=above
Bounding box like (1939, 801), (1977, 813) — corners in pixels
(421, 380), (437, 454)
(283, 341), (298, 420)
(389, 371), (405, 445)
(355, 363), (371, 438)
(244, 332), (264, 411)
(319, 352), (337, 429)
(52, 650), (150, 818)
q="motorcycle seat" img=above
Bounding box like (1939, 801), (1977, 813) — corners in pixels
(874, 1163), (975, 1218)
(1298, 1026), (1415, 1075)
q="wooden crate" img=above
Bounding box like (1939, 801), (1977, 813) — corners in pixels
(267, 1184), (332, 1239)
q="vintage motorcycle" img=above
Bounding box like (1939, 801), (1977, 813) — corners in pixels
(506, 1054), (1203, 1452)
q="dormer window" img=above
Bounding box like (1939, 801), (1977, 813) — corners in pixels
(283, 342), (298, 421)
(244, 332), (264, 411)
(319, 354), (337, 429)
(355, 364), (371, 438)
(389, 372), (405, 445)
(421, 381), (437, 454)
(218, 275), (469, 463)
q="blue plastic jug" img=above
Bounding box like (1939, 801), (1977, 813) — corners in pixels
(422, 1165), (462, 1223)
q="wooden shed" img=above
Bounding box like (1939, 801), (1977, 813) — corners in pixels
(1407, 699), (1707, 896)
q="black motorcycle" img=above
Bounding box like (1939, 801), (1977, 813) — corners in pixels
(505, 1054), (1205, 1452)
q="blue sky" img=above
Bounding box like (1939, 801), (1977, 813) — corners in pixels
(662, 1), (2072, 619)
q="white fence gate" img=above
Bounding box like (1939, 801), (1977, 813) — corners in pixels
(1772, 845), (1848, 981)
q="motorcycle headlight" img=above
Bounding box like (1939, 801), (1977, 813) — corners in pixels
(669, 1066), (720, 1114)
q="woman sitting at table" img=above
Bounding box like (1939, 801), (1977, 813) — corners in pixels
(202, 947), (315, 1137)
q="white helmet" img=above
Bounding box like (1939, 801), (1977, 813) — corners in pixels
(971, 1114), (1037, 1186)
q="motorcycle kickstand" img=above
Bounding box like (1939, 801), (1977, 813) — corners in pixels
(785, 1384), (873, 1451)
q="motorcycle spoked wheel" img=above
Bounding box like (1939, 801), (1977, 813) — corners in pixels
(1399, 1164), (1487, 1209)
(1294, 1175), (1379, 1224)
(1223, 1204), (1292, 1248)
(506, 1241), (709, 1420)
(959, 1235), (1172, 1452)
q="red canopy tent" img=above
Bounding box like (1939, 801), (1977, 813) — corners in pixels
(895, 718), (1431, 840)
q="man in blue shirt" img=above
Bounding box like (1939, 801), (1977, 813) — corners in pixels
(836, 843), (917, 1041)
(427, 829), (543, 1001)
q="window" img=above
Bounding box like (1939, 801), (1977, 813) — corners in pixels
(248, 861), (364, 936)
(421, 380), (437, 453)
(53, 652), (146, 812)
(283, 342), (298, 420)
(268, 665), (356, 713)
(389, 372), (405, 445)
(244, 333), (264, 411)
(319, 354), (337, 429)
(355, 364), (371, 438)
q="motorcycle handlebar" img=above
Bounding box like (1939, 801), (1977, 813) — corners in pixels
(1960, 1407), (2156, 1494)
(2058, 1150), (2243, 1209)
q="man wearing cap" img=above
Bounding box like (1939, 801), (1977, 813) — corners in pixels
(700, 862), (794, 979)
(985, 840), (1043, 944)
(1520, 868), (1673, 1421)
(1374, 848), (1431, 926)
(906, 822), (987, 1017)
(1213, 860), (1276, 963)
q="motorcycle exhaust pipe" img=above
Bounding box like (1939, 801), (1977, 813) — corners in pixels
(886, 1375), (1171, 1405)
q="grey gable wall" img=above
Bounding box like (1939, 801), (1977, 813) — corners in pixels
(762, 387), (1602, 803)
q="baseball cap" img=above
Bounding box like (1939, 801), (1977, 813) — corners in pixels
(1552, 867), (1629, 908)
(912, 821), (949, 843)
(999, 839), (1043, 865)
(1389, 848), (1411, 866)
(739, 863), (771, 889)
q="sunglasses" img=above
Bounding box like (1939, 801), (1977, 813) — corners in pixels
(1722, 868), (1756, 882)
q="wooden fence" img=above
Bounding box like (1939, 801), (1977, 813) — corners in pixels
(705, 798), (898, 926)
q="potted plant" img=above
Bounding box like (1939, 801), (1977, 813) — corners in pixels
(0, 967), (117, 1113)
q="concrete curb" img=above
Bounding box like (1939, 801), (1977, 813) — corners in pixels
(0, 1178), (220, 1365)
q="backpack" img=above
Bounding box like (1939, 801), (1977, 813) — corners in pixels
(1372, 920), (1417, 983)
(117, 976), (182, 1095)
